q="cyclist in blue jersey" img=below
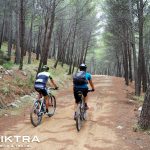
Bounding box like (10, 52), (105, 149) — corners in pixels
(34, 65), (58, 114)
(73, 64), (95, 119)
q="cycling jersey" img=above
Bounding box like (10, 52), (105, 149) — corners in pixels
(34, 71), (52, 96)
(35, 72), (52, 86)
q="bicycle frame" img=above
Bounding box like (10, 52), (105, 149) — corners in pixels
(34, 98), (45, 116)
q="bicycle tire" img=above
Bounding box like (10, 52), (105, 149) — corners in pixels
(76, 104), (82, 131)
(83, 110), (87, 120)
(47, 95), (56, 117)
(81, 102), (87, 120)
(76, 113), (81, 131)
(30, 101), (42, 127)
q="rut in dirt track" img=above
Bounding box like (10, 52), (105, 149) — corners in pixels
(1, 76), (150, 150)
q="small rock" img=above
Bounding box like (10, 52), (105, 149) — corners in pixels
(122, 137), (127, 140)
(129, 100), (134, 103)
(20, 95), (34, 101)
(7, 103), (19, 108)
(140, 146), (143, 149)
(5, 70), (14, 76)
(4, 114), (8, 117)
(138, 106), (142, 111)
(21, 71), (27, 76)
(16, 100), (21, 103)
(147, 131), (150, 135)
(117, 125), (123, 129)
(0, 65), (3, 69)
(12, 103), (19, 108)
(133, 127), (138, 132)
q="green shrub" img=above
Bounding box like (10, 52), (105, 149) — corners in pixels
(27, 74), (35, 88)
(132, 95), (144, 102)
(13, 76), (25, 87)
(3, 61), (14, 70)
(0, 86), (10, 95)
(0, 50), (4, 65)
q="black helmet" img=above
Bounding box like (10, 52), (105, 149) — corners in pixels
(42, 65), (49, 71)
(79, 63), (87, 70)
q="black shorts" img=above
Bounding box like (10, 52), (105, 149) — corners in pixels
(34, 83), (48, 96)
(74, 88), (88, 104)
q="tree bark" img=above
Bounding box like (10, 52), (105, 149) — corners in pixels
(8, 7), (13, 61)
(42, 0), (56, 65)
(14, 0), (21, 64)
(128, 0), (138, 95)
(19, 0), (25, 70)
(137, 0), (147, 95)
(139, 84), (150, 129)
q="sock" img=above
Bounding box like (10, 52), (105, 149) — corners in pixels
(46, 109), (48, 113)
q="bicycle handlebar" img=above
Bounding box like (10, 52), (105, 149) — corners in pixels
(47, 87), (58, 90)
(88, 89), (94, 92)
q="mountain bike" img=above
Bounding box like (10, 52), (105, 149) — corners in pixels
(30, 87), (56, 127)
(75, 90), (92, 131)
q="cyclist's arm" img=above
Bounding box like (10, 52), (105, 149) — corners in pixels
(49, 76), (58, 88)
(89, 79), (95, 91)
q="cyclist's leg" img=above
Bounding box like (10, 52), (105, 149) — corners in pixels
(74, 89), (79, 111)
(35, 87), (42, 100)
(73, 88), (81, 119)
(37, 93), (42, 99)
(41, 88), (49, 112)
(82, 88), (89, 109)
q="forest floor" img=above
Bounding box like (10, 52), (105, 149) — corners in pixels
(0, 75), (150, 150)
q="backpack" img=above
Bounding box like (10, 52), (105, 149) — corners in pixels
(73, 71), (88, 85)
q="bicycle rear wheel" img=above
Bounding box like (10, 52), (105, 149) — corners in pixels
(30, 101), (42, 127)
(76, 105), (82, 131)
(47, 95), (56, 117)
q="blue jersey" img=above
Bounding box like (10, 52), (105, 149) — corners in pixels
(74, 72), (91, 89)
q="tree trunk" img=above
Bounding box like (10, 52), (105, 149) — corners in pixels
(19, 0), (25, 70)
(28, 14), (34, 64)
(42, 0), (56, 65)
(68, 22), (77, 75)
(8, 8), (13, 60)
(36, 26), (42, 60)
(0, 1), (6, 50)
(137, 0), (147, 95)
(139, 84), (150, 129)
(129, 0), (138, 95)
(14, 0), (21, 64)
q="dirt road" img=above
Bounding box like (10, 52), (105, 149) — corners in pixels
(0, 76), (150, 150)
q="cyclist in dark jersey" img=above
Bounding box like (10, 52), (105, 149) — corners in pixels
(34, 65), (58, 114)
(73, 64), (95, 119)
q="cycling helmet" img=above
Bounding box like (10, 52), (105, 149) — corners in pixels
(79, 63), (87, 70)
(42, 65), (49, 71)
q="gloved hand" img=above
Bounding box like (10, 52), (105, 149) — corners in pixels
(55, 86), (59, 90)
(91, 88), (95, 92)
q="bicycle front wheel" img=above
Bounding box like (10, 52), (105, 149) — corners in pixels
(30, 101), (42, 127)
(47, 95), (56, 117)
